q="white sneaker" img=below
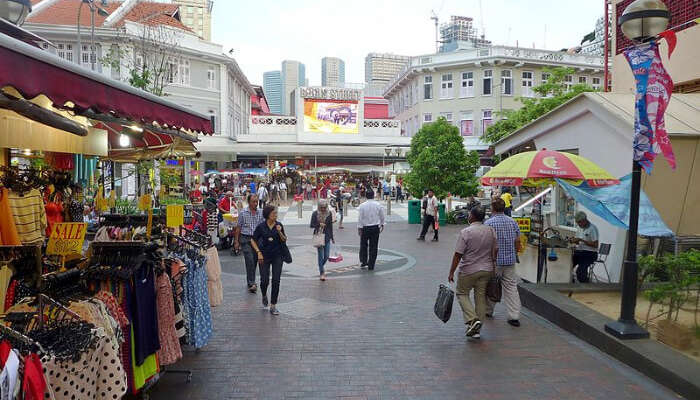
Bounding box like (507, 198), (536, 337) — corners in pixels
(466, 320), (482, 337)
(471, 333), (481, 339)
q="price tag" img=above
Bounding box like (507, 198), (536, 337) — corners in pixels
(514, 217), (531, 233)
(166, 205), (184, 228)
(46, 223), (88, 256)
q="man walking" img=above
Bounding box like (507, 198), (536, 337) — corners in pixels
(235, 194), (264, 293)
(485, 198), (522, 327)
(448, 207), (498, 339)
(279, 180), (288, 204)
(258, 184), (268, 209)
(418, 189), (439, 242)
(357, 189), (385, 270)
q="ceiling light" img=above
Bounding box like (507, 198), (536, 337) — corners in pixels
(119, 134), (130, 147)
(127, 125), (144, 133)
(23, 148), (31, 156)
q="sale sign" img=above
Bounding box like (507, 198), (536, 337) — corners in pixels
(166, 205), (184, 228)
(46, 223), (88, 256)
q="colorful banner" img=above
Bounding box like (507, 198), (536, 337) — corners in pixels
(46, 223), (88, 256)
(623, 40), (675, 174)
(303, 100), (358, 134)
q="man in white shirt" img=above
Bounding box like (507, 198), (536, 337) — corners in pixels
(357, 188), (385, 270)
(257, 184), (268, 208)
(418, 189), (440, 242)
(571, 211), (599, 283)
(279, 181), (287, 203)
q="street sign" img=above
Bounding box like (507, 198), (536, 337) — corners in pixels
(46, 222), (87, 256)
(514, 217), (531, 233)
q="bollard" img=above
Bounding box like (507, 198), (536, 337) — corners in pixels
(298, 200), (303, 218)
(386, 198), (391, 216)
(343, 198), (348, 216)
(447, 195), (452, 213)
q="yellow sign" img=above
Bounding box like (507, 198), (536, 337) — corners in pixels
(166, 205), (184, 228)
(46, 223), (88, 256)
(138, 194), (151, 211)
(514, 217), (531, 233)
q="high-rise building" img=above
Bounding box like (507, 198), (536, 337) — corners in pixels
(173, 0), (213, 41)
(439, 16), (491, 53)
(364, 53), (410, 90)
(321, 57), (345, 87)
(263, 71), (283, 115)
(281, 60), (305, 115)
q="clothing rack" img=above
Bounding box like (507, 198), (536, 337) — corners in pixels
(0, 322), (45, 354)
(0, 245), (42, 289)
(179, 226), (210, 247)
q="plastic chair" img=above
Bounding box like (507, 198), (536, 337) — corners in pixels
(589, 243), (612, 282)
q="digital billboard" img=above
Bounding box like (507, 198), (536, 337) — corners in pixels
(303, 100), (358, 134)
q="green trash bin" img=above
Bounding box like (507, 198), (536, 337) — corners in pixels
(438, 203), (446, 226)
(408, 199), (421, 224)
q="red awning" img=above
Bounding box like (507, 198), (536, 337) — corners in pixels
(99, 123), (175, 150)
(0, 32), (212, 134)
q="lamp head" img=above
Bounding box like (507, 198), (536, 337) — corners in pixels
(619, 0), (670, 42)
(0, 0), (32, 25)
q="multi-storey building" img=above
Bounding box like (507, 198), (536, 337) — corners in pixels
(25, 0), (253, 167)
(321, 57), (345, 87)
(439, 16), (491, 53)
(364, 53), (410, 89)
(281, 60), (305, 115)
(263, 70), (282, 114)
(172, 0), (213, 41)
(384, 46), (605, 151)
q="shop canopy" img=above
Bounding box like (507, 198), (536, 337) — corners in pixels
(556, 175), (674, 237)
(0, 32), (213, 135)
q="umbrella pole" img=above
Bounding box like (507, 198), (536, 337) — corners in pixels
(604, 162), (649, 339)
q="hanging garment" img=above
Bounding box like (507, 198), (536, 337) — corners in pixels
(0, 266), (12, 315)
(130, 264), (160, 366)
(0, 348), (19, 400)
(22, 353), (45, 400)
(205, 246), (223, 307)
(3, 280), (16, 312)
(130, 327), (158, 393)
(184, 256), (213, 348)
(8, 189), (47, 245)
(45, 201), (64, 237)
(155, 272), (182, 366)
(0, 188), (20, 246)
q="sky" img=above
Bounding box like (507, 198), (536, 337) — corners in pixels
(211, 0), (604, 87)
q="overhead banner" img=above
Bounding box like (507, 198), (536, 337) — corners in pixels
(303, 100), (358, 134)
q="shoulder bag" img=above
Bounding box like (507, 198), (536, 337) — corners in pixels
(486, 274), (502, 303)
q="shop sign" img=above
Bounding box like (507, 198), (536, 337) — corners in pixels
(299, 87), (361, 101)
(514, 217), (531, 233)
(166, 205), (184, 227)
(46, 223), (88, 255)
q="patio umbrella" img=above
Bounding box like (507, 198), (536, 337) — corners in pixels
(481, 149), (620, 187)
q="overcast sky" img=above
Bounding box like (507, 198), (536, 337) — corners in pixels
(211, 0), (603, 87)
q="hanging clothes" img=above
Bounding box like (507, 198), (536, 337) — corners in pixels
(155, 272), (182, 366)
(44, 200), (64, 237)
(205, 246), (223, 307)
(22, 353), (45, 400)
(7, 189), (47, 245)
(0, 188), (20, 246)
(183, 255), (212, 349)
(0, 266), (12, 315)
(130, 262), (160, 366)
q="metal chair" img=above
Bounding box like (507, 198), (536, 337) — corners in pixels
(589, 243), (612, 282)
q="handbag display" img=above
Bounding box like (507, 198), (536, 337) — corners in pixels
(434, 284), (454, 323)
(486, 275), (502, 303)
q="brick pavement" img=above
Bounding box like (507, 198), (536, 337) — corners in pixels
(149, 222), (680, 400)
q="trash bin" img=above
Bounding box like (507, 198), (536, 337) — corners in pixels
(438, 203), (446, 226)
(408, 199), (421, 224)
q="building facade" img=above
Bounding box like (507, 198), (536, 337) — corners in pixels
(364, 53), (410, 88)
(321, 57), (345, 87)
(384, 46), (605, 151)
(263, 70), (282, 114)
(439, 15), (491, 53)
(281, 60), (306, 115)
(172, 0), (213, 41)
(251, 85), (270, 115)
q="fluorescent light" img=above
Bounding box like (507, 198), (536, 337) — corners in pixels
(119, 134), (130, 147)
(127, 125), (144, 133)
(514, 187), (552, 213)
(23, 148), (31, 156)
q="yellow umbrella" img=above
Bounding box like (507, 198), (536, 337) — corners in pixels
(481, 149), (619, 187)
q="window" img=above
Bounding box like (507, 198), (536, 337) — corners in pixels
(440, 112), (453, 124)
(481, 109), (493, 135)
(501, 70), (512, 95)
(207, 67), (216, 89)
(166, 59), (177, 83)
(592, 77), (601, 90)
(178, 59), (190, 85)
(541, 72), (551, 83)
(81, 45), (90, 66)
(423, 113), (432, 125)
(423, 76), (433, 100)
(440, 73), (453, 99)
(564, 75), (573, 91)
(460, 111), (474, 136)
(460, 71), (474, 97)
(579, 76), (588, 85)
(56, 43), (74, 63)
(483, 70), (492, 95)
(135, 55), (144, 71)
(209, 112), (217, 134)
(521, 71), (534, 97)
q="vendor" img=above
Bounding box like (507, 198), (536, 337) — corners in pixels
(571, 211), (599, 283)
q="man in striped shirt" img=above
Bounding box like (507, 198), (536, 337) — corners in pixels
(235, 194), (264, 293)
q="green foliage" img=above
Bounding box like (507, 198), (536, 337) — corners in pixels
(114, 198), (138, 215)
(482, 67), (597, 144)
(446, 210), (469, 225)
(404, 118), (480, 199)
(159, 196), (188, 206)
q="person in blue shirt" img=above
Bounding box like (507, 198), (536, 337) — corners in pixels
(382, 180), (390, 200)
(249, 180), (257, 194)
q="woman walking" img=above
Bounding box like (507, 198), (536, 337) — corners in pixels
(250, 205), (287, 315)
(310, 200), (334, 281)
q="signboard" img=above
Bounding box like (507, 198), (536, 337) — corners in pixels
(46, 223), (87, 256)
(166, 205), (184, 228)
(299, 87), (361, 101)
(303, 100), (358, 134)
(514, 217), (531, 233)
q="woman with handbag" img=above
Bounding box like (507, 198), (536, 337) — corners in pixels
(310, 200), (334, 281)
(250, 205), (287, 315)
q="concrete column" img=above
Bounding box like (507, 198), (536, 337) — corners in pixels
(386, 198), (391, 216)
(343, 198), (348, 216)
(297, 199), (303, 218)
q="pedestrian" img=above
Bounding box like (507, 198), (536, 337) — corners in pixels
(357, 188), (385, 270)
(250, 205), (287, 315)
(418, 189), (439, 242)
(310, 199), (334, 281)
(305, 181), (312, 200)
(382, 180), (390, 200)
(279, 180), (288, 203)
(396, 183), (403, 203)
(258, 183), (268, 208)
(484, 198), (522, 327)
(270, 181), (279, 206)
(571, 211), (599, 283)
(501, 187), (513, 216)
(466, 196), (480, 211)
(448, 206), (498, 339)
(234, 194), (264, 293)
(334, 186), (344, 229)
(249, 180), (257, 194)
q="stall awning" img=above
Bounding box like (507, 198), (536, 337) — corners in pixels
(0, 32), (212, 134)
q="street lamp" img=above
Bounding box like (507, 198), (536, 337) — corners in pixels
(0, 0), (31, 25)
(76, 0), (109, 71)
(604, 0), (669, 340)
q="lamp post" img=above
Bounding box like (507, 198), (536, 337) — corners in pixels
(0, 0), (31, 25)
(604, 0), (669, 340)
(76, 0), (108, 71)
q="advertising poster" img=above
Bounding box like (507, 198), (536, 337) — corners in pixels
(303, 100), (358, 134)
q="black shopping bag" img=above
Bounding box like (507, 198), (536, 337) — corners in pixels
(486, 276), (502, 303)
(434, 284), (454, 323)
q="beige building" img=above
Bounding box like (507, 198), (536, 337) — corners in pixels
(173, 0), (213, 41)
(383, 46), (605, 150)
(364, 53), (410, 88)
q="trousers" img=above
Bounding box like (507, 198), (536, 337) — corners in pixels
(317, 239), (331, 274)
(573, 250), (598, 283)
(241, 237), (258, 286)
(486, 265), (521, 320)
(359, 225), (380, 269)
(456, 270), (493, 323)
(420, 214), (438, 240)
(260, 255), (283, 304)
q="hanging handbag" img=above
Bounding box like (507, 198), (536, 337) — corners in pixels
(312, 214), (327, 248)
(486, 274), (502, 303)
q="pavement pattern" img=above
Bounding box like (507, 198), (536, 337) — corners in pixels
(149, 221), (680, 400)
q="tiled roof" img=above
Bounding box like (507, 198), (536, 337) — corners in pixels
(27, 0), (192, 33)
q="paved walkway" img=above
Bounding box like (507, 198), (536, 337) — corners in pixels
(150, 222), (679, 400)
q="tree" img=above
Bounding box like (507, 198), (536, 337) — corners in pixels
(404, 118), (480, 199)
(482, 67), (596, 144)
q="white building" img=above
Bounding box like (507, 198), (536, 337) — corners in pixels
(321, 57), (345, 87)
(281, 60), (305, 115)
